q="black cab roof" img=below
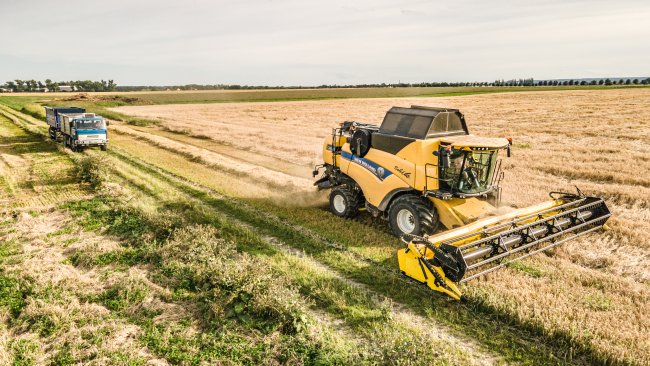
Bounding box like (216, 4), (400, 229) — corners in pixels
(379, 105), (469, 139)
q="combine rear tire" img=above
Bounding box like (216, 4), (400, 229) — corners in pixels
(388, 195), (439, 237)
(329, 186), (362, 218)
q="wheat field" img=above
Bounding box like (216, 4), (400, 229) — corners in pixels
(2, 88), (648, 365)
(111, 88), (650, 363)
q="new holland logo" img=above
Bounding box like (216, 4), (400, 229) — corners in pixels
(351, 156), (379, 176)
(341, 152), (392, 180)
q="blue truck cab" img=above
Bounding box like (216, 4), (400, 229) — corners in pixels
(59, 113), (108, 152)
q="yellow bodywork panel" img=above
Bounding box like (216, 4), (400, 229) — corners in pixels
(338, 144), (413, 208)
(431, 197), (497, 229)
(397, 242), (463, 300)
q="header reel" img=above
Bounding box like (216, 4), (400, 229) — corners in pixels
(398, 191), (611, 300)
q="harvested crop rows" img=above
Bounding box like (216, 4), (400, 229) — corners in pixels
(1, 88), (649, 365)
(111, 88), (650, 365)
(1, 99), (499, 365)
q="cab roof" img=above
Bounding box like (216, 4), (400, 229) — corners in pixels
(379, 105), (469, 139)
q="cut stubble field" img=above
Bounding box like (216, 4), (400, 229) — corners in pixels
(1, 87), (649, 365)
(111, 88), (650, 364)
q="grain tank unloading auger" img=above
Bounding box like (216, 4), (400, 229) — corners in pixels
(313, 106), (611, 300)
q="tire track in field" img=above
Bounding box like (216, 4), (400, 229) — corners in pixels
(129, 125), (310, 180)
(110, 124), (314, 191)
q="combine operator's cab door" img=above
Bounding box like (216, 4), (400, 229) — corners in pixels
(437, 148), (498, 196)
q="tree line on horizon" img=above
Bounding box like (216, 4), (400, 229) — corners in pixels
(0, 79), (116, 92)
(114, 77), (650, 91)
(1, 77), (649, 93)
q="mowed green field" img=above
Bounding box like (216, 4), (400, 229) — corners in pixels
(1, 87), (648, 366)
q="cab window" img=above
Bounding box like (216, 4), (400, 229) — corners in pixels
(380, 113), (431, 139)
(427, 112), (465, 137)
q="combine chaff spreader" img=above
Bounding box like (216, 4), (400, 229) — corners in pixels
(313, 106), (611, 300)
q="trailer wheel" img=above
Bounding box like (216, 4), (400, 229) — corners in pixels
(388, 195), (439, 237)
(329, 186), (362, 218)
(48, 127), (56, 141)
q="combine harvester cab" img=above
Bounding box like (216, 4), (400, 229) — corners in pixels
(314, 105), (611, 300)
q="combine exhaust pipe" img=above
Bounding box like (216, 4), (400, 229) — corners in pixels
(397, 192), (610, 300)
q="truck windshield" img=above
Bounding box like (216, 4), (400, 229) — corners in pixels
(75, 120), (105, 130)
(439, 150), (497, 194)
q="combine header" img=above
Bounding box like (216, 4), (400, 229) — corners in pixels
(397, 192), (610, 299)
(314, 106), (610, 300)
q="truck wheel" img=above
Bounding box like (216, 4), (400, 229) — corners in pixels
(100, 145), (107, 151)
(329, 186), (362, 218)
(388, 195), (439, 237)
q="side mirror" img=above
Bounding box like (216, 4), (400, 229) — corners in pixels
(105, 120), (110, 126)
(506, 145), (511, 158)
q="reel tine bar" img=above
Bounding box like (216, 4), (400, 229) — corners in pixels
(434, 197), (611, 283)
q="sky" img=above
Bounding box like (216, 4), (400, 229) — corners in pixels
(1, 0), (649, 86)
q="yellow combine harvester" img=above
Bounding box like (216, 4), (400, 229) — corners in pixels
(313, 106), (610, 300)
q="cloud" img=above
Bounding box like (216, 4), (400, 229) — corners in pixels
(1, 0), (648, 85)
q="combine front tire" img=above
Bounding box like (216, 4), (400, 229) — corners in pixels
(329, 186), (362, 218)
(388, 195), (439, 237)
